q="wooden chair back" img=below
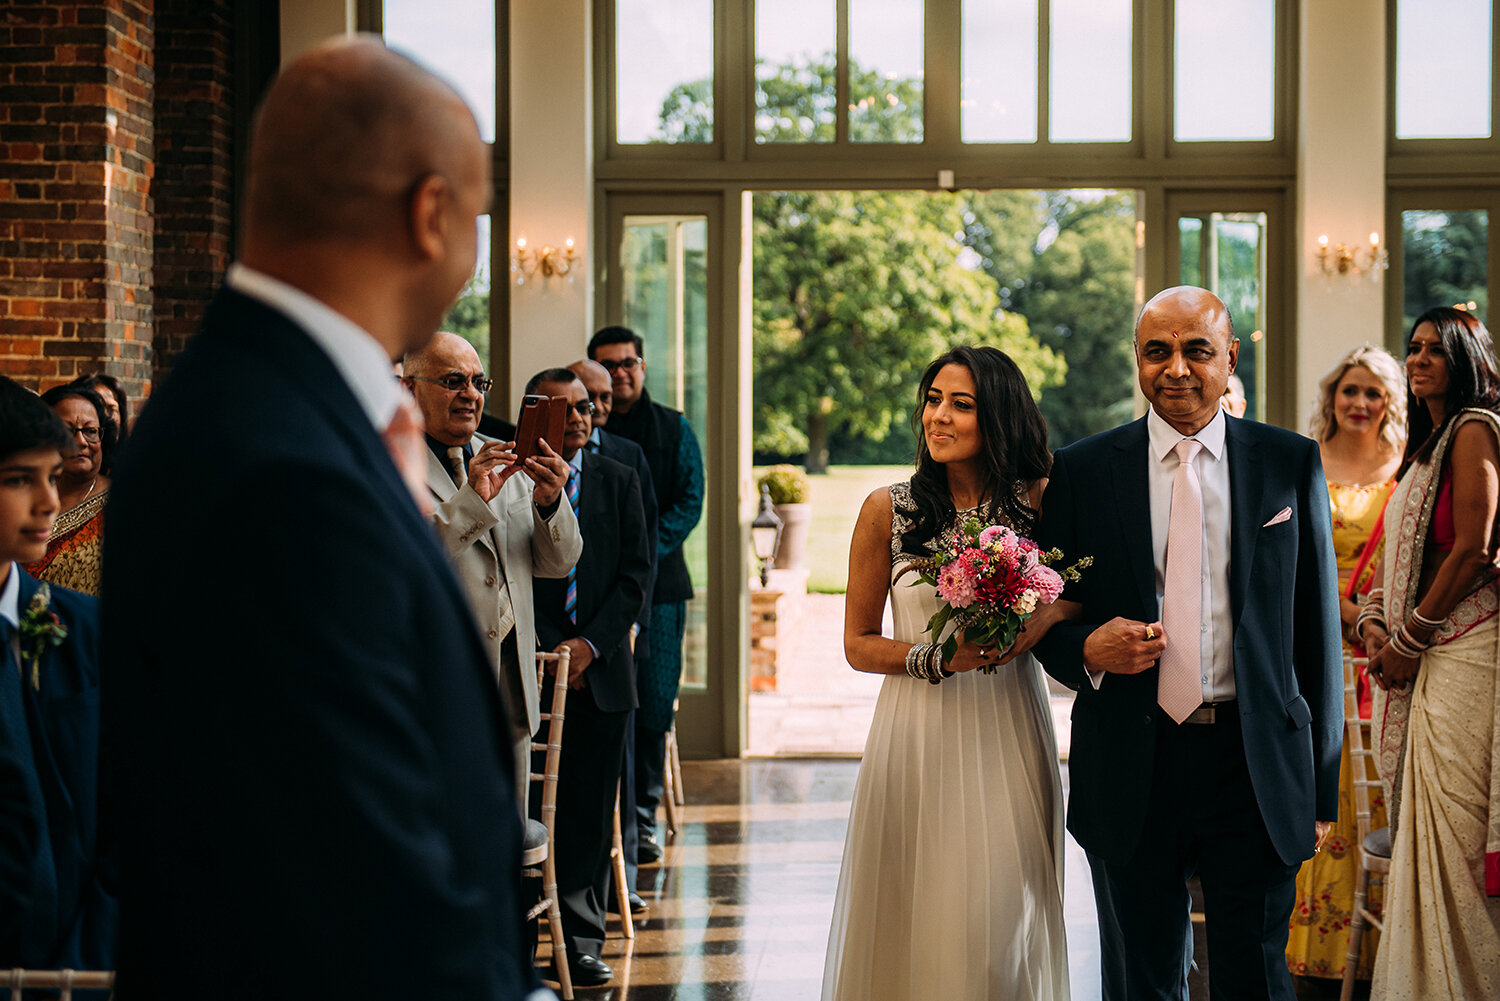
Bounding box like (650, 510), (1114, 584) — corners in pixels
(0, 969), (114, 1000)
(1344, 655), (1383, 853)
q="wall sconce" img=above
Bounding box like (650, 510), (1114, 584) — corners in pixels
(1316, 232), (1388, 281)
(510, 237), (577, 286)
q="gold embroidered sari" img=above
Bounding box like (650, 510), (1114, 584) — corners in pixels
(24, 489), (108, 596)
(1371, 410), (1500, 1000)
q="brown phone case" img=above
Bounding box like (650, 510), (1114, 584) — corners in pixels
(513, 394), (567, 461)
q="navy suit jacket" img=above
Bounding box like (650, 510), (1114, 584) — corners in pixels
(101, 288), (535, 999)
(534, 451), (652, 714)
(595, 430), (658, 659)
(1035, 415), (1343, 866)
(0, 572), (114, 971)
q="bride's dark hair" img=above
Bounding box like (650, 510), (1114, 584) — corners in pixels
(897, 346), (1051, 556)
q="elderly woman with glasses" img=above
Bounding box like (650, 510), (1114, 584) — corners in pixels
(23, 385), (117, 595)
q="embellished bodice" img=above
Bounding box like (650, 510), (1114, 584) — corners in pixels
(888, 481), (1007, 568)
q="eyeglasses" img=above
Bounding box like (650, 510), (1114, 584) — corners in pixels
(408, 374), (494, 394)
(598, 358), (641, 373)
(67, 425), (101, 442)
(565, 401), (597, 417)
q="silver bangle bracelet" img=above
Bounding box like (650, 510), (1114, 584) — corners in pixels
(1410, 608), (1443, 630)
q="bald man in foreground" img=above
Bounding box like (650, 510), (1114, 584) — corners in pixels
(1035, 287), (1342, 1000)
(101, 39), (549, 1000)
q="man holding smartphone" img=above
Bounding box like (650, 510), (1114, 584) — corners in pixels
(403, 332), (582, 796)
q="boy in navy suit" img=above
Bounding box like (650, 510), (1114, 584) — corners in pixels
(0, 375), (116, 972)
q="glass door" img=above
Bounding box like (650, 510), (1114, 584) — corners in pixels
(620, 214), (711, 692)
(604, 193), (744, 757)
(1164, 192), (1292, 427)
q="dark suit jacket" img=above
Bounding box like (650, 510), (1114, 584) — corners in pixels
(0, 723), (36, 963)
(0, 573), (113, 971)
(1035, 414), (1342, 866)
(101, 288), (535, 1000)
(595, 430), (658, 658)
(534, 451), (652, 714)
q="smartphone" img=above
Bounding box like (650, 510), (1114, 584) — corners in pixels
(513, 394), (567, 461)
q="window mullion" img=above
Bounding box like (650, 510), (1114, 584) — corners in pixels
(836, 0), (850, 144)
(1037, 0), (1051, 146)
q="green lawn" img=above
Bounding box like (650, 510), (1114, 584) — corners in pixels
(756, 464), (911, 594)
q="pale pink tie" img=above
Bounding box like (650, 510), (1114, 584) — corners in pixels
(383, 394), (434, 519)
(1159, 439), (1204, 724)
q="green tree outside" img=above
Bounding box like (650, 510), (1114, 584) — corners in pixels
(753, 188), (1066, 472)
(660, 57), (1136, 469)
(1402, 209), (1489, 329)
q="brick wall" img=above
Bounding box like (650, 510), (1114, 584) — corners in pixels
(0, 1), (239, 399)
(0, 0), (156, 397)
(152, 0), (234, 376)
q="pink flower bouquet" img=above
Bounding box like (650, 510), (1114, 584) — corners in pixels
(914, 518), (1092, 673)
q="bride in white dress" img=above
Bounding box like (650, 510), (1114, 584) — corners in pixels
(822, 346), (1073, 1001)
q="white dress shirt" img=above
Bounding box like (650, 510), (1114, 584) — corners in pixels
(225, 263), (402, 434)
(1147, 406), (1235, 702)
(2, 563), (19, 674)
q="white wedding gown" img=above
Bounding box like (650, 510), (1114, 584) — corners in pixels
(822, 485), (1070, 1001)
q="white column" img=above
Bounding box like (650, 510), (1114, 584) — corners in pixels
(1295, 0), (1388, 432)
(279, 0), (358, 62)
(508, 0), (594, 403)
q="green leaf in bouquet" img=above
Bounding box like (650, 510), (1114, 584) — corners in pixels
(925, 603), (954, 641)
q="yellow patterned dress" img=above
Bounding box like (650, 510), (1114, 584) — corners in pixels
(1286, 479), (1392, 980)
(23, 489), (108, 596)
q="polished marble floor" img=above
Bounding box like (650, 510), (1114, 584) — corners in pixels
(544, 757), (1097, 999)
(537, 758), (1365, 1000)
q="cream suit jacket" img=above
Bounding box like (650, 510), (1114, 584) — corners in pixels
(426, 435), (583, 736)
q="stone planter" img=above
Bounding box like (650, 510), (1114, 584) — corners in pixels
(772, 501), (812, 571)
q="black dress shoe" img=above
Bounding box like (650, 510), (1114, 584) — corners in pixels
(607, 890), (649, 915)
(561, 952), (613, 987)
(637, 830), (662, 864)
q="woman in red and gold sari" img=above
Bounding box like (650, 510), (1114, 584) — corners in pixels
(1360, 307), (1500, 1000)
(1287, 345), (1406, 982)
(22, 384), (115, 595)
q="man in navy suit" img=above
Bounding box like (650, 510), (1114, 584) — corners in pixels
(568, 357), (657, 911)
(527, 368), (652, 988)
(0, 376), (115, 975)
(1036, 286), (1342, 1000)
(101, 40), (551, 1000)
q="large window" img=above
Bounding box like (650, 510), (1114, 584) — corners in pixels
(1174, 0), (1276, 142)
(1394, 0), (1492, 140)
(1400, 209), (1488, 326)
(963, 0), (1132, 144)
(604, 0), (1291, 158)
(1386, 2), (1500, 344)
(382, 0), (497, 142)
(962, 0), (1039, 142)
(616, 0), (714, 143)
(381, 1), (500, 372)
(755, 0), (836, 142)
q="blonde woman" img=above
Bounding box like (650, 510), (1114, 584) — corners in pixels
(1286, 345), (1407, 982)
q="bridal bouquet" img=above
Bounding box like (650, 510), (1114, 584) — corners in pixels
(913, 519), (1092, 673)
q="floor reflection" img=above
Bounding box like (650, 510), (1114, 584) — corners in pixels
(538, 758), (1094, 1000)
(538, 758), (1360, 1000)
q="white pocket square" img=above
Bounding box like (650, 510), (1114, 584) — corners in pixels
(1263, 506), (1292, 527)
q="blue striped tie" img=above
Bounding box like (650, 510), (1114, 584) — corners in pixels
(565, 468), (579, 623)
